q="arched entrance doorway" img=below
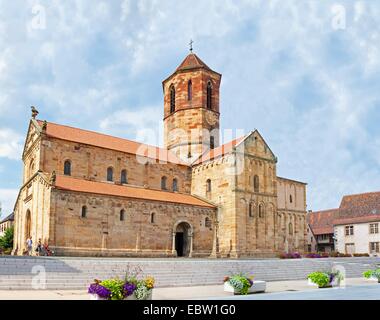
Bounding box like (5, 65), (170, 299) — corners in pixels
(25, 210), (31, 241)
(173, 221), (192, 257)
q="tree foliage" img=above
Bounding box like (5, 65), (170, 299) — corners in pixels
(0, 226), (14, 250)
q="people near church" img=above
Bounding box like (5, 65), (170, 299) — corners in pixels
(36, 238), (42, 256)
(26, 236), (33, 256)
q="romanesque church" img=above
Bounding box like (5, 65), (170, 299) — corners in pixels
(12, 52), (307, 258)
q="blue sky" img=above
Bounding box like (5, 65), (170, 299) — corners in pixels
(0, 0), (380, 218)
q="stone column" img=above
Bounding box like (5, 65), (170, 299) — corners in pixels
(171, 232), (177, 256)
(188, 232), (193, 258)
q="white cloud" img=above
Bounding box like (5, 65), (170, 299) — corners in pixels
(0, 128), (23, 160)
(99, 106), (163, 146)
(0, 0), (379, 212)
(0, 188), (18, 218)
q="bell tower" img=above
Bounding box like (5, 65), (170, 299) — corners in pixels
(163, 50), (221, 163)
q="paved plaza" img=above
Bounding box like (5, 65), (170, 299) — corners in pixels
(0, 278), (378, 300)
(209, 284), (380, 300)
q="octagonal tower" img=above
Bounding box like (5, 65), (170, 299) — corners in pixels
(163, 52), (222, 163)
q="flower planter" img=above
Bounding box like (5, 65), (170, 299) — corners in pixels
(124, 290), (153, 300)
(224, 280), (266, 295)
(308, 278), (341, 288)
(89, 294), (108, 300)
(365, 276), (380, 282)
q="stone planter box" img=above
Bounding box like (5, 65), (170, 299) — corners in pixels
(224, 281), (266, 295)
(307, 279), (341, 288)
(365, 277), (380, 283)
(89, 294), (107, 300)
(90, 290), (153, 300)
(125, 290), (153, 300)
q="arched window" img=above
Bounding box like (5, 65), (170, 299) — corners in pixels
(254, 175), (259, 193)
(259, 204), (265, 218)
(151, 212), (155, 224)
(289, 222), (293, 235)
(107, 167), (113, 182)
(120, 209), (125, 221)
(161, 176), (167, 190)
(81, 206), (87, 218)
(290, 195), (293, 203)
(29, 160), (35, 178)
(64, 160), (71, 176)
(172, 178), (178, 192)
(206, 179), (211, 192)
(206, 81), (212, 109)
(170, 85), (175, 113)
(121, 170), (127, 184)
(188, 80), (192, 101)
(249, 203), (254, 217)
(210, 136), (215, 150)
(205, 217), (212, 228)
(25, 210), (31, 239)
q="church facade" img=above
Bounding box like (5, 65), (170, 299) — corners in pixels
(12, 52), (307, 258)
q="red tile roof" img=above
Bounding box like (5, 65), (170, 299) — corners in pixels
(307, 209), (339, 235)
(38, 121), (188, 166)
(333, 215), (380, 226)
(54, 175), (215, 208)
(193, 136), (246, 165)
(339, 191), (380, 218)
(175, 53), (212, 72)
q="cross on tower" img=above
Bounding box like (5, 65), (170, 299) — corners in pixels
(189, 39), (194, 53)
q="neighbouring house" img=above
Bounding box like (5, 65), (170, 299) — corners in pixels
(0, 213), (14, 237)
(334, 192), (380, 256)
(309, 191), (380, 256)
(307, 209), (338, 253)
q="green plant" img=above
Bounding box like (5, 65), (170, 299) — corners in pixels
(363, 269), (380, 282)
(0, 226), (14, 251)
(134, 281), (151, 300)
(227, 274), (253, 295)
(100, 278), (125, 300)
(307, 272), (330, 288)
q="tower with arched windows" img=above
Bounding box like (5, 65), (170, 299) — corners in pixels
(163, 52), (221, 162)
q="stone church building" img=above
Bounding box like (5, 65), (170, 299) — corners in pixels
(12, 52), (307, 258)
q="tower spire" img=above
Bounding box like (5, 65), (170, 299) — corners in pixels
(189, 39), (194, 53)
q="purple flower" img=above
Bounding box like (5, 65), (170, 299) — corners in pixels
(88, 283), (111, 299)
(123, 282), (137, 297)
(247, 278), (253, 286)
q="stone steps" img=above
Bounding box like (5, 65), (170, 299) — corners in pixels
(0, 257), (379, 290)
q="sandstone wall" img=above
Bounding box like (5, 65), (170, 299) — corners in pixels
(40, 136), (192, 194)
(191, 154), (237, 257)
(49, 189), (216, 257)
(163, 68), (221, 160)
(277, 177), (308, 253)
(13, 174), (52, 255)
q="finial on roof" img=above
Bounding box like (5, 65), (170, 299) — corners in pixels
(31, 106), (39, 119)
(50, 171), (56, 185)
(189, 39), (194, 53)
(42, 120), (47, 131)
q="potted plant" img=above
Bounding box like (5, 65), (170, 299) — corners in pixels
(307, 270), (344, 288)
(363, 269), (380, 283)
(88, 266), (155, 300)
(223, 273), (266, 295)
(88, 280), (112, 300)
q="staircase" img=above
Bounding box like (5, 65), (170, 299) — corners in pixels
(0, 256), (379, 290)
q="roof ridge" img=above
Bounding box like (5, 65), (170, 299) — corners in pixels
(309, 208), (340, 214)
(39, 120), (161, 150)
(54, 175), (215, 208)
(38, 120), (189, 166)
(342, 191), (380, 198)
